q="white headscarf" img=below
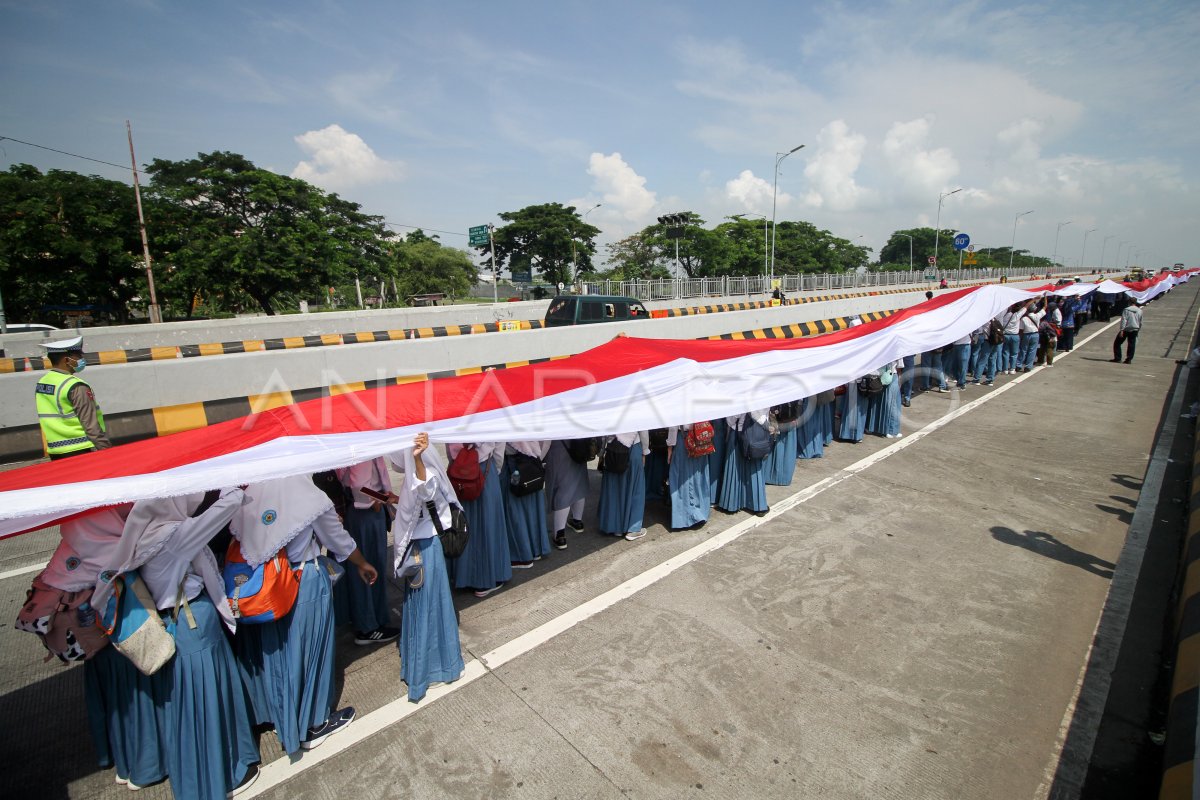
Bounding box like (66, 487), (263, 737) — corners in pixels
(40, 506), (131, 592)
(229, 475), (333, 568)
(388, 446), (458, 543)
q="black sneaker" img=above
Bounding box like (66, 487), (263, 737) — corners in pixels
(354, 626), (399, 646)
(226, 764), (260, 799)
(567, 518), (585, 533)
(302, 707), (355, 750)
(553, 529), (568, 550)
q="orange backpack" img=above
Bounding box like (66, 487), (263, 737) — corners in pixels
(222, 541), (302, 623)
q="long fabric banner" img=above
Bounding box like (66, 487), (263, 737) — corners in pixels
(0, 274), (1191, 539)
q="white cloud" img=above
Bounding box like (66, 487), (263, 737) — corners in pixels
(724, 170), (788, 215)
(291, 125), (403, 189)
(802, 120), (872, 212)
(882, 118), (960, 195)
(583, 152), (657, 222)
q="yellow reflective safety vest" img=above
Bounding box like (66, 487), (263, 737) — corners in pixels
(35, 370), (105, 457)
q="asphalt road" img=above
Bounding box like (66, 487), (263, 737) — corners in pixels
(1, 280), (1195, 799)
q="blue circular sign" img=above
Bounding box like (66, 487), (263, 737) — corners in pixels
(953, 233), (970, 251)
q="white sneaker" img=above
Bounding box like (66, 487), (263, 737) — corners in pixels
(624, 528), (647, 541)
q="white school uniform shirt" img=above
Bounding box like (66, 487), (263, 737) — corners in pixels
(1019, 309), (1044, 333)
(139, 488), (245, 610)
(506, 440), (550, 459)
(342, 457), (394, 510)
(1000, 308), (1026, 335)
(726, 410), (769, 430)
(447, 442), (506, 471)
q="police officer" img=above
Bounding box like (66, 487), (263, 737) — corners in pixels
(34, 336), (111, 459)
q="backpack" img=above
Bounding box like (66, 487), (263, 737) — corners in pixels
(16, 574), (110, 663)
(683, 422), (716, 458)
(223, 541), (302, 624)
(987, 319), (1005, 346)
(507, 452), (545, 496)
(857, 374), (885, 395)
(565, 437), (602, 464)
(601, 439), (632, 474)
(648, 428), (670, 452)
(738, 414), (772, 460)
(773, 401), (800, 424)
(447, 445), (485, 501)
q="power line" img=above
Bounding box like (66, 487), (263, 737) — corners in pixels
(0, 135), (130, 171)
(382, 220), (468, 238)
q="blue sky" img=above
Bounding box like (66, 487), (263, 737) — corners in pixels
(2, 0), (1196, 270)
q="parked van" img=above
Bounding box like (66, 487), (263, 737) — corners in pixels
(543, 295), (650, 327)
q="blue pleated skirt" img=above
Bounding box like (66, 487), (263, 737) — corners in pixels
(401, 535), (465, 702)
(820, 402), (835, 445)
(84, 644), (168, 786)
(598, 442), (646, 535)
(668, 438), (710, 530)
(233, 560), (336, 754)
(164, 595), (259, 800)
(765, 426), (797, 485)
(337, 504), (391, 633)
(797, 398), (825, 459)
(544, 441), (589, 511)
(717, 427), (769, 513)
(644, 446), (668, 502)
(837, 383), (866, 442)
(502, 456), (550, 561)
(452, 460), (513, 591)
(865, 378), (902, 437)
(707, 419), (727, 504)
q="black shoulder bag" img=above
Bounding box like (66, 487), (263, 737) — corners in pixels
(426, 499), (470, 560)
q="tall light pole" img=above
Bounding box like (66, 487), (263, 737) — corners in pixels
(1099, 235), (1114, 273)
(1008, 210), (1035, 271)
(1051, 220), (1073, 268)
(932, 188), (962, 274)
(898, 233), (914, 272)
(571, 203), (601, 278)
(731, 213), (769, 276)
(1115, 241), (1127, 271)
(1079, 228), (1097, 272)
(771, 144), (805, 281)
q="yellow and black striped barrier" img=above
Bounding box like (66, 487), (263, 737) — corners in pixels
(1160, 426), (1200, 799)
(0, 284), (942, 375)
(0, 311), (886, 463)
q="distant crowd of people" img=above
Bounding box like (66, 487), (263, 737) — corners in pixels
(24, 283), (1151, 800)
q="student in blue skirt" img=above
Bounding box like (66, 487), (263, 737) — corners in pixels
(502, 441), (551, 567)
(837, 378), (867, 443)
(864, 361), (903, 438)
(228, 475), (376, 754)
(718, 411), (770, 515)
(338, 458), (400, 646)
(598, 432), (649, 540)
(44, 508), (166, 791)
(543, 439), (589, 551)
(707, 418), (728, 505)
(446, 442), (512, 597)
(643, 430), (670, 504)
(389, 433), (466, 702)
(101, 489), (262, 800)
(666, 424), (711, 530)
(764, 405), (798, 486)
(796, 396), (826, 459)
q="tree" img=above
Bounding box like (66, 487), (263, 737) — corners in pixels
(0, 164), (149, 324)
(389, 238), (477, 301)
(772, 221), (870, 273)
(483, 203), (600, 286)
(146, 151), (392, 315)
(602, 232), (671, 280)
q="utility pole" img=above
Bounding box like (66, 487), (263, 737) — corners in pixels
(488, 224), (499, 303)
(127, 121), (162, 324)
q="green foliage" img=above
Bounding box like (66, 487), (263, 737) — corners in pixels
(0, 164), (148, 323)
(601, 232), (672, 280)
(483, 203), (600, 286)
(390, 238), (477, 301)
(771, 221), (870, 273)
(146, 151), (391, 316)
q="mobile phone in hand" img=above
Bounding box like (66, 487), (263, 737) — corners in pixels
(360, 487), (391, 503)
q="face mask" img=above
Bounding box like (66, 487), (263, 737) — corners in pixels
(72, 357), (87, 374)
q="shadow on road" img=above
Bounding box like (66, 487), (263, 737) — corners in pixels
(991, 526), (1116, 579)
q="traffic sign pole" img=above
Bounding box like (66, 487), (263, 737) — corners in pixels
(488, 225), (498, 303)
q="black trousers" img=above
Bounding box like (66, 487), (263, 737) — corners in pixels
(1114, 330), (1139, 362)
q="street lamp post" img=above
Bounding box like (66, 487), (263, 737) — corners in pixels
(732, 213), (769, 277)
(1115, 241), (1126, 271)
(1079, 228), (1097, 273)
(1051, 220), (1073, 268)
(932, 188), (962, 275)
(1099, 235), (1114, 273)
(1008, 210), (1035, 272)
(770, 144), (805, 281)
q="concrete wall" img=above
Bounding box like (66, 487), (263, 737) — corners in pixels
(0, 280), (1059, 432)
